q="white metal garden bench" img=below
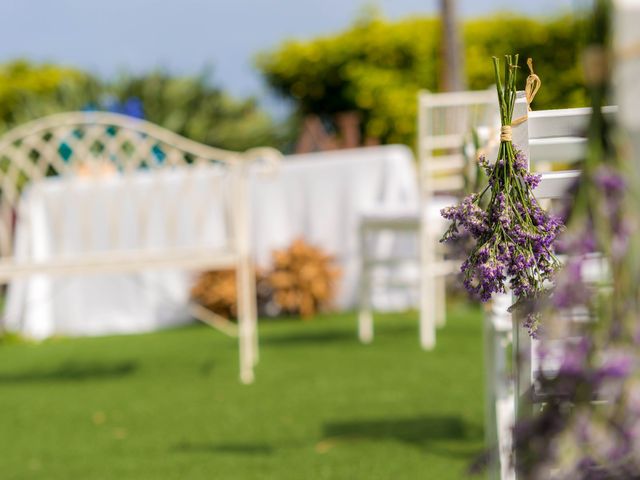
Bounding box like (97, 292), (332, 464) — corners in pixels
(0, 111), (282, 384)
(357, 88), (499, 348)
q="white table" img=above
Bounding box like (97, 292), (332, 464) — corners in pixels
(5, 145), (418, 338)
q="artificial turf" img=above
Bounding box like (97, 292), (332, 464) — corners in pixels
(0, 302), (485, 479)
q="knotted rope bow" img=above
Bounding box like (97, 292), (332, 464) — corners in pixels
(499, 58), (541, 142)
(476, 57), (542, 158)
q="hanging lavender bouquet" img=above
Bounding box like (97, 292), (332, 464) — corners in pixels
(440, 54), (562, 332)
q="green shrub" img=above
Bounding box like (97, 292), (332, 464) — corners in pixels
(257, 13), (589, 146)
(0, 60), (99, 129)
(110, 70), (287, 151)
(0, 61), (288, 152)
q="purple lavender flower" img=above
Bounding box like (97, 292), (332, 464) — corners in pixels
(596, 351), (633, 382)
(595, 166), (625, 194)
(553, 259), (592, 309)
(508, 17), (640, 475)
(441, 146), (562, 319)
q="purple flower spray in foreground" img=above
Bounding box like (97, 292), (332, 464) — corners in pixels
(440, 54), (562, 334)
(512, 102), (640, 480)
(511, 1), (640, 476)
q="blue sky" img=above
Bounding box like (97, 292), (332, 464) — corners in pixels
(0, 0), (576, 111)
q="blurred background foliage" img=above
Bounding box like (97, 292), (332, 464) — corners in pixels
(111, 70), (287, 151)
(0, 13), (588, 152)
(0, 61), (288, 152)
(256, 13), (587, 146)
(0, 60), (100, 128)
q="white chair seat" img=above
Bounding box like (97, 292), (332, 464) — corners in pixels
(360, 195), (456, 227)
(360, 208), (419, 228)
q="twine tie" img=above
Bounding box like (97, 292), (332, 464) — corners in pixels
(510, 58), (541, 128)
(500, 125), (512, 142)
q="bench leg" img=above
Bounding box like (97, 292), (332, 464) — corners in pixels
(232, 167), (257, 384)
(236, 254), (256, 385)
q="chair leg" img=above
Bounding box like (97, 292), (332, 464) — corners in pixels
(251, 313), (259, 367)
(358, 225), (374, 344)
(419, 216), (436, 350)
(435, 274), (447, 328)
(483, 314), (500, 480)
(358, 305), (374, 344)
(491, 291), (517, 480)
(419, 270), (436, 350)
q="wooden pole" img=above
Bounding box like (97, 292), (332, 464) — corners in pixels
(439, 0), (465, 92)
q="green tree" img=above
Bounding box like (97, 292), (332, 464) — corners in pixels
(110, 70), (287, 151)
(256, 14), (588, 147)
(0, 61), (288, 152)
(257, 15), (439, 145)
(463, 15), (586, 109)
(0, 60), (99, 130)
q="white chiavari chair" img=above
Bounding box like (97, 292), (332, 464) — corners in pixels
(357, 88), (499, 348)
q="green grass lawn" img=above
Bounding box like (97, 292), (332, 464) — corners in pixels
(0, 302), (485, 480)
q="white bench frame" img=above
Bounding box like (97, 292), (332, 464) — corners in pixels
(0, 111), (282, 384)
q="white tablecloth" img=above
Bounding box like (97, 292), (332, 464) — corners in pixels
(5, 145), (419, 338)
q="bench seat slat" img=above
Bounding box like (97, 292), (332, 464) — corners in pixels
(0, 247), (238, 281)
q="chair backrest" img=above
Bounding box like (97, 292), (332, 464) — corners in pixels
(506, 89), (619, 198)
(512, 97), (619, 404)
(529, 105), (618, 173)
(0, 111), (281, 259)
(418, 88), (499, 194)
